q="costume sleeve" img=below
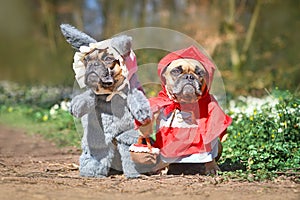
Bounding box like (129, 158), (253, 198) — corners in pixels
(201, 99), (232, 144)
(129, 73), (144, 92)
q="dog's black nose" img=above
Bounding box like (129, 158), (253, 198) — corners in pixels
(103, 80), (113, 85)
(184, 74), (195, 81)
(102, 79), (113, 86)
(101, 76), (114, 87)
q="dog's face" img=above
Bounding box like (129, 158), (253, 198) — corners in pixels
(83, 48), (125, 94)
(162, 58), (207, 103)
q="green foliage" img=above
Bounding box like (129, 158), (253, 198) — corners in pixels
(222, 89), (300, 178)
(0, 81), (72, 108)
(0, 103), (80, 148)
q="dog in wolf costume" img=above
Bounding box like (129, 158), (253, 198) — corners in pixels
(60, 24), (152, 178)
(139, 46), (232, 175)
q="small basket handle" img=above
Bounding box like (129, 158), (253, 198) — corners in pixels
(137, 135), (153, 152)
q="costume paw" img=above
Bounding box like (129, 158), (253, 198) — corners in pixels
(205, 159), (220, 175)
(69, 91), (95, 118)
(127, 88), (152, 122)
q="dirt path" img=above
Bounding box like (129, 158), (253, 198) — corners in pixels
(0, 124), (299, 200)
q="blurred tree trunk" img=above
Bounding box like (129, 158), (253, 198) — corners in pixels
(39, 0), (56, 53)
(226, 0), (262, 78)
(138, 0), (146, 27)
(227, 0), (241, 77)
(73, 0), (84, 31)
(240, 0), (262, 63)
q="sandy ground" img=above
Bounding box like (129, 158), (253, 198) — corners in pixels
(0, 125), (299, 200)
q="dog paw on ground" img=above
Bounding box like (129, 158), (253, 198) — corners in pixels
(205, 159), (221, 175)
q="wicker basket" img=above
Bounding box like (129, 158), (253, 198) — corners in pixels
(129, 136), (160, 165)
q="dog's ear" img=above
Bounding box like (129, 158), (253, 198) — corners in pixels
(111, 35), (132, 56)
(160, 65), (169, 84)
(60, 24), (97, 50)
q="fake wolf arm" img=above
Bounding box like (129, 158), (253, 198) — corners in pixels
(69, 90), (95, 118)
(127, 88), (152, 136)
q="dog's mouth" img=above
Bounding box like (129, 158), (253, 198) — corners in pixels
(174, 83), (202, 103)
(96, 73), (126, 95)
(85, 73), (117, 95)
(94, 81), (116, 94)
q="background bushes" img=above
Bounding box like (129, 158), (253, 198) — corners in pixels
(221, 89), (300, 180)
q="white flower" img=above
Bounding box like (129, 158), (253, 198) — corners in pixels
(278, 128), (283, 133)
(53, 104), (59, 110)
(49, 104), (59, 117)
(60, 101), (70, 111)
(287, 108), (296, 114)
(49, 107), (57, 116)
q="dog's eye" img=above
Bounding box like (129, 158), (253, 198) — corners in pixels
(87, 62), (94, 68)
(103, 53), (116, 64)
(104, 56), (114, 62)
(171, 66), (183, 76)
(106, 60), (119, 70)
(195, 71), (204, 76)
(195, 67), (205, 77)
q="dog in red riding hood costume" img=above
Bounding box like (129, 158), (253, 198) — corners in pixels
(138, 45), (232, 175)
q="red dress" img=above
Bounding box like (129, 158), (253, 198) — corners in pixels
(149, 88), (231, 158)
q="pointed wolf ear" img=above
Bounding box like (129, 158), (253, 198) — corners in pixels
(60, 24), (97, 50)
(111, 35), (132, 56)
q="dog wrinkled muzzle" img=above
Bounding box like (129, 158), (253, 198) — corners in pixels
(175, 85), (201, 103)
(172, 75), (202, 103)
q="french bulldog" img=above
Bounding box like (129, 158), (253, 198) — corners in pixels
(161, 58), (221, 175)
(60, 24), (152, 178)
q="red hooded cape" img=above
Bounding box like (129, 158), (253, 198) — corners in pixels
(149, 46), (232, 158)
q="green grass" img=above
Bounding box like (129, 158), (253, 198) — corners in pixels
(0, 105), (81, 148)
